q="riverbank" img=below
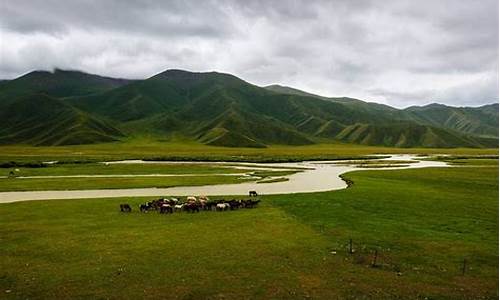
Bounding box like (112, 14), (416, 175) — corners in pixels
(0, 155), (448, 202)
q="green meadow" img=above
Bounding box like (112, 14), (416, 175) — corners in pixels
(0, 161), (302, 192)
(0, 155), (497, 299)
(0, 175), (251, 192)
(0, 140), (497, 163)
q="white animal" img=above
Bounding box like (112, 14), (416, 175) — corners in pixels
(216, 203), (230, 211)
(174, 204), (184, 211)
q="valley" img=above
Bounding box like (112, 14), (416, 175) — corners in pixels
(0, 69), (497, 300)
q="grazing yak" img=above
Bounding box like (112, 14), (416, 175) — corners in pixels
(249, 191), (258, 197)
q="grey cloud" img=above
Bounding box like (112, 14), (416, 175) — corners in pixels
(1, 0), (234, 38)
(0, 0), (497, 107)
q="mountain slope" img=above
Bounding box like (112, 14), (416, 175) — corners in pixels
(0, 69), (497, 148)
(404, 103), (499, 138)
(72, 70), (389, 147)
(265, 84), (499, 140)
(0, 69), (132, 104)
(336, 122), (496, 148)
(0, 94), (123, 146)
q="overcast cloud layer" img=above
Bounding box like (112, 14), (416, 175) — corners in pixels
(0, 0), (498, 108)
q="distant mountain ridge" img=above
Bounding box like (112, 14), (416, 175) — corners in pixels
(0, 69), (497, 148)
(0, 69), (133, 103)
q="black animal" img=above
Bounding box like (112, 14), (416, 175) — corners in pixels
(148, 199), (163, 210)
(119, 204), (132, 212)
(206, 202), (217, 211)
(140, 203), (152, 213)
(249, 191), (258, 197)
(228, 200), (241, 210)
(244, 199), (261, 208)
(184, 202), (200, 213)
(159, 204), (173, 214)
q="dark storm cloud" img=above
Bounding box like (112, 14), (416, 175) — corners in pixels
(0, 0), (497, 107)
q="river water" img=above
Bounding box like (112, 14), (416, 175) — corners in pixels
(0, 155), (448, 203)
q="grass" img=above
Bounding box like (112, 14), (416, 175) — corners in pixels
(332, 159), (417, 165)
(0, 139), (497, 163)
(0, 175), (253, 192)
(428, 156), (499, 166)
(1, 162), (250, 177)
(257, 177), (289, 184)
(0, 160), (497, 299)
(0, 162), (299, 192)
(332, 159), (417, 168)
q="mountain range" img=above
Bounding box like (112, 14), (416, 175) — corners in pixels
(0, 68), (497, 148)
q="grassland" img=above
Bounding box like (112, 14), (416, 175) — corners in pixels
(0, 159), (497, 299)
(0, 161), (302, 192)
(257, 177), (289, 184)
(0, 175), (252, 192)
(1, 163), (250, 177)
(0, 139), (497, 163)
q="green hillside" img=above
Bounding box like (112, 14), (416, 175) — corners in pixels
(335, 122), (497, 148)
(0, 69), (132, 103)
(0, 69), (497, 148)
(0, 94), (123, 146)
(404, 103), (499, 138)
(265, 84), (499, 139)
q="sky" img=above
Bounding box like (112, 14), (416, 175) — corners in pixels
(0, 0), (498, 108)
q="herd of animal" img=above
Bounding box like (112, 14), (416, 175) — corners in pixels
(119, 195), (261, 214)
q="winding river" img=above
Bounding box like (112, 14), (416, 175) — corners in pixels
(0, 155), (448, 203)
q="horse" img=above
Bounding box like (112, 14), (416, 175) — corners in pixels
(206, 202), (218, 211)
(159, 203), (173, 214)
(198, 196), (209, 202)
(184, 202), (200, 213)
(216, 203), (230, 211)
(244, 199), (261, 208)
(198, 198), (208, 210)
(249, 191), (258, 197)
(140, 203), (152, 213)
(174, 203), (184, 212)
(228, 200), (240, 210)
(119, 204), (132, 212)
(149, 198), (165, 210)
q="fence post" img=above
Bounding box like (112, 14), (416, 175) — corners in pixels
(462, 258), (467, 275)
(372, 249), (378, 267)
(349, 238), (353, 254)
